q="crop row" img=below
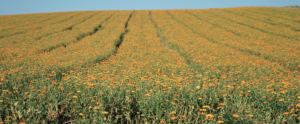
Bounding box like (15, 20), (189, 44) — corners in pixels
(0, 10), (134, 123)
(0, 10), (132, 83)
(151, 10), (300, 123)
(180, 9), (300, 71)
(0, 10), (195, 123)
(223, 7), (300, 31)
(0, 11), (96, 39)
(198, 8), (300, 41)
(0, 12), (64, 31)
(185, 9), (300, 50)
(0, 8), (300, 123)
(0, 12), (81, 38)
(33, 10), (133, 71)
(249, 7), (300, 22)
(52, 10), (199, 123)
(0, 11), (103, 60)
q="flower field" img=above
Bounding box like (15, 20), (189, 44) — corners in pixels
(0, 7), (300, 123)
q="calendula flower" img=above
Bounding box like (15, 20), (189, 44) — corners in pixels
(283, 112), (289, 115)
(206, 114), (214, 119)
(203, 105), (210, 108)
(219, 103), (225, 106)
(218, 120), (224, 123)
(94, 106), (100, 110)
(171, 116), (177, 120)
(170, 111), (176, 115)
(199, 109), (206, 111)
(232, 114), (239, 118)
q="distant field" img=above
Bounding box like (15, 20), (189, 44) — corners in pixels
(0, 7), (299, 123)
(282, 6), (300, 10)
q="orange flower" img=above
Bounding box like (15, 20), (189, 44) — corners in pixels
(206, 114), (214, 119)
(102, 111), (109, 114)
(170, 111), (176, 115)
(232, 114), (239, 118)
(203, 105), (210, 108)
(218, 120), (224, 123)
(178, 77), (183, 83)
(219, 103), (225, 106)
(283, 112), (289, 115)
(94, 106), (100, 110)
(171, 116), (177, 120)
(199, 109), (206, 111)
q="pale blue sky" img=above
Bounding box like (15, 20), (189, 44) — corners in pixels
(0, 0), (299, 15)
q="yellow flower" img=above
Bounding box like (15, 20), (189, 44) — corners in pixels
(79, 113), (83, 116)
(196, 86), (200, 90)
(73, 96), (77, 98)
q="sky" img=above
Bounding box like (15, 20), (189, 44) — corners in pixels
(0, 0), (299, 15)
